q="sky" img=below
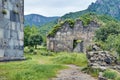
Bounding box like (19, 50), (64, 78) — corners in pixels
(24, 0), (97, 17)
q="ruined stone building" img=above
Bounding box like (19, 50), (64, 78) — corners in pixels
(47, 19), (99, 53)
(0, 0), (24, 61)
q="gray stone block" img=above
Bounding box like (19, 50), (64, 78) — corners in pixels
(0, 49), (4, 57)
(0, 29), (4, 38)
(0, 0), (24, 61)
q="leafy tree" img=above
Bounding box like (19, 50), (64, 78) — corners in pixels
(24, 26), (31, 46)
(105, 34), (120, 56)
(24, 25), (43, 48)
(28, 34), (43, 49)
(95, 21), (120, 41)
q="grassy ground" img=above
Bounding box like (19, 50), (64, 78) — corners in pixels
(0, 48), (88, 80)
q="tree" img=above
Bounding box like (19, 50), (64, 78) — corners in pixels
(24, 26), (31, 46)
(24, 25), (43, 47)
(95, 21), (120, 41)
(28, 34), (43, 49)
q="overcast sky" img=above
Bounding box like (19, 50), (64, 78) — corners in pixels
(24, 0), (96, 17)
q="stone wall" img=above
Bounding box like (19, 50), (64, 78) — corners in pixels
(47, 19), (99, 52)
(0, 0), (24, 61)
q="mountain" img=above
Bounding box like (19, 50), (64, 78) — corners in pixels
(24, 14), (59, 26)
(87, 0), (120, 20)
(61, 0), (120, 20)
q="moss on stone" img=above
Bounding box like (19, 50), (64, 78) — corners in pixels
(47, 24), (61, 37)
(64, 19), (75, 28)
(47, 19), (75, 37)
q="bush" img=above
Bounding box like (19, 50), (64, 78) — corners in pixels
(103, 70), (117, 79)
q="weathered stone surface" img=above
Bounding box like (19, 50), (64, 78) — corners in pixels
(0, 29), (4, 38)
(0, 50), (4, 57)
(87, 51), (117, 67)
(98, 72), (107, 80)
(0, 0), (24, 61)
(47, 20), (99, 52)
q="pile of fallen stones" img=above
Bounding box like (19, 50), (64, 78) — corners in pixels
(87, 51), (117, 67)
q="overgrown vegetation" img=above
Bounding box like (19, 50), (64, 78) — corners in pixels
(0, 47), (89, 80)
(47, 19), (74, 37)
(103, 69), (120, 80)
(53, 52), (88, 67)
(103, 70), (117, 79)
(24, 26), (43, 48)
(95, 20), (120, 58)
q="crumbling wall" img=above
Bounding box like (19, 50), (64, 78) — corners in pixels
(0, 0), (24, 61)
(47, 19), (99, 53)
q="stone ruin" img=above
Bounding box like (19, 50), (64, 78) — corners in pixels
(47, 19), (99, 53)
(0, 0), (24, 61)
(86, 45), (117, 68)
(87, 51), (117, 67)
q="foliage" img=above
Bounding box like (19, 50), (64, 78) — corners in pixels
(79, 13), (93, 26)
(39, 21), (57, 42)
(47, 19), (74, 37)
(24, 26), (43, 48)
(53, 52), (88, 67)
(95, 20), (120, 57)
(95, 21), (120, 41)
(105, 34), (120, 55)
(47, 24), (61, 37)
(28, 34), (43, 48)
(103, 70), (117, 79)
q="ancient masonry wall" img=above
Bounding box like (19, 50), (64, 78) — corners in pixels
(0, 0), (24, 60)
(47, 20), (99, 53)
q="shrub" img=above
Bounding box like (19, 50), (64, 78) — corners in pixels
(103, 70), (117, 79)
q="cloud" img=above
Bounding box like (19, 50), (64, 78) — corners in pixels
(24, 0), (96, 17)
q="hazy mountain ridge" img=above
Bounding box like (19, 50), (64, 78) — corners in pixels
(24, 14), (59, 26)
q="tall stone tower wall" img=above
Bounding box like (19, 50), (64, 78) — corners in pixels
(0, 0), (24, 61)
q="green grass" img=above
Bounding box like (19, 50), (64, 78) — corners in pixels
(0, 50), (66, 80)
(103, 70), (117, 79)
(0, 48), (88, 80)
(53, 52), (88, 67)
(103, 69), (120, 80)
(0, 62), (64, 80)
